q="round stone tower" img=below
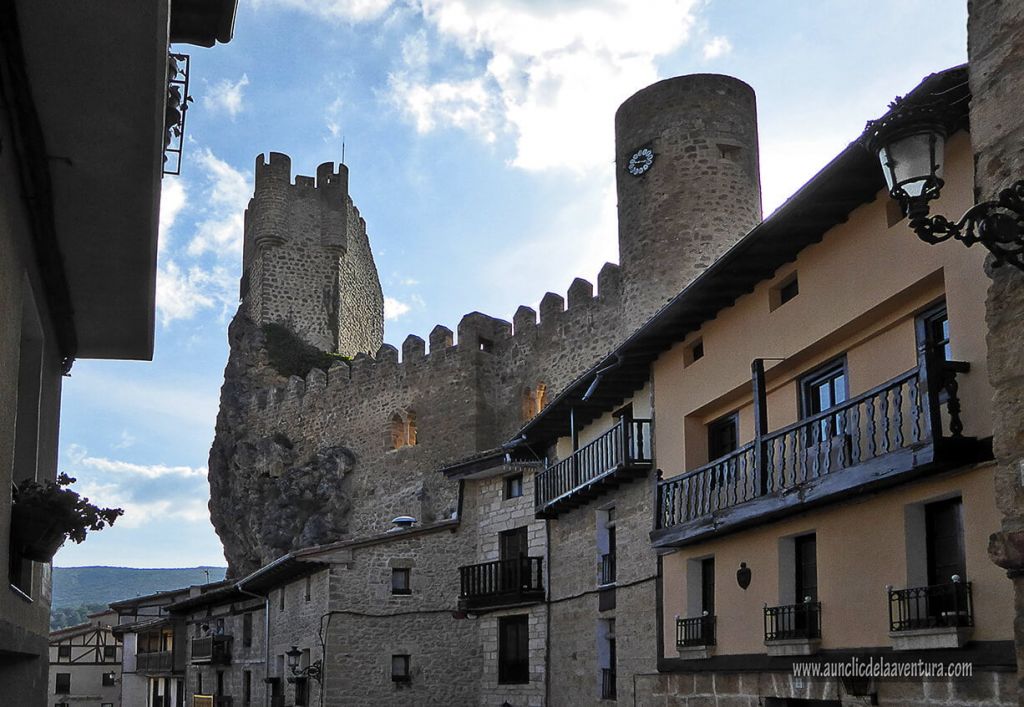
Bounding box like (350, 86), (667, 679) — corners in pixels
(615, 74), (762, 324)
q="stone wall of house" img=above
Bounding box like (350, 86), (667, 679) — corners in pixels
(546, 473), (659, 707)
(183, 595), (266, 702)
(320, 523), (482, 705)
(969, 0), (1024, 701)
(462, 469), (548, 706)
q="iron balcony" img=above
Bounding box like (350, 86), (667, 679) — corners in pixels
(535, 418), (652, 518)
(889, 580), (973, 632)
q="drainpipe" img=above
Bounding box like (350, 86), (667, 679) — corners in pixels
(237, 585), (271, 707)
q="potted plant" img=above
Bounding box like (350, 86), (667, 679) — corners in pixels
(10, 473), (123, 562)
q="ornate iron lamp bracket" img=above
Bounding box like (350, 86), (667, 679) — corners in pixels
(906, 179), (1024, 270)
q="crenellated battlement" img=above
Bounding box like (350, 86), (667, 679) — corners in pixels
(255, 152), (350, 194)
(249, 261), (626, 421)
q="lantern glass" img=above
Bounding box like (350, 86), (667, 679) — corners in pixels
(286, 646), (302, 669)
(877, 129), (944, 201)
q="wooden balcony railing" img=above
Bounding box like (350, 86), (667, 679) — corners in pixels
(191, 635), (232, 665)
(764, 601), (822, 642)
(655, 356), (973, 545)
(676, 614), (716, 648)
(536, 418), (652, 516)
(136, 650), (175, 673)
(889, 580), (973, 632)
(459, 556), (545, 610)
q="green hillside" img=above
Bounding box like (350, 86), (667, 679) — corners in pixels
(51, 566), (228, 629)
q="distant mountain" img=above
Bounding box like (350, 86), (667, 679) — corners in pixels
(52, 566), (228, 610)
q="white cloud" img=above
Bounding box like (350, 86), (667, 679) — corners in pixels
(203, 74), (250, 119)
(186, 149), (250, 258)
(385, 0), (699, 173)
(156, 260), (214, 325)
(389, 74), (498, 142)
(158, 177), (187, 253)
(702, 35), (731, 60)
(384, 296), (412, 320)
(79, 455), (207, 480)
(254, 0), (395, 22)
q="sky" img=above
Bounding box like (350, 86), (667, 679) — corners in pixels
(54, 0), (970, 569)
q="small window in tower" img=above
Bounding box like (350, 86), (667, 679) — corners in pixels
(522, 383), (548, 420)
(479, 337), (494, 353)
(684, 338), (704, 367)
(770, 273), (799, 311)
(718, 143), (742, 162)
(386, 410), (417, 450)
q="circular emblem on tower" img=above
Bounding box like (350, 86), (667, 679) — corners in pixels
(627, 147), (655, 176)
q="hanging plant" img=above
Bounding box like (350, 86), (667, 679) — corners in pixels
(10, 473), (124, 562)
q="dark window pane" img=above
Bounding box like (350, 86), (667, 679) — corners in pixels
(392, 568), (411, 594)
(498, 615), (529, 684)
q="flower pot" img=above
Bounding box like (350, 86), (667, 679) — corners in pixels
(10, 504), (67, 562)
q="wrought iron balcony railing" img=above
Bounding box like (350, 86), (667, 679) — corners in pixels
(676, 614), (716, 648)
(889, 580), (973, 632)
(601, 667), (616, 700)
(599, 552), (616, 586)
(191, 635), (232, 665)
(764, 601), (822, 642)
(536, 418), (652, 517)
(459, 556), (545, 610)
(655, 355), (975, 546)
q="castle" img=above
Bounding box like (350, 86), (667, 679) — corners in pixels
(209, 73), (763, 575)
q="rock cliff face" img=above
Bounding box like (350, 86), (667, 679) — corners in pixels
(208, 315), (354, 576)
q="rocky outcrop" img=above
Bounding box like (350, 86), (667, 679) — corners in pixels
(208, 313), (354, 576)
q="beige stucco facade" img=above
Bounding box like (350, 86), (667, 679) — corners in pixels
(662, 463), (1010, 656)
(653, 132), (990, 477)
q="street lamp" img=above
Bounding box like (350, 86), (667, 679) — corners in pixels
(285, 645), (323, 684)
(863, 95), (1024, 270)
